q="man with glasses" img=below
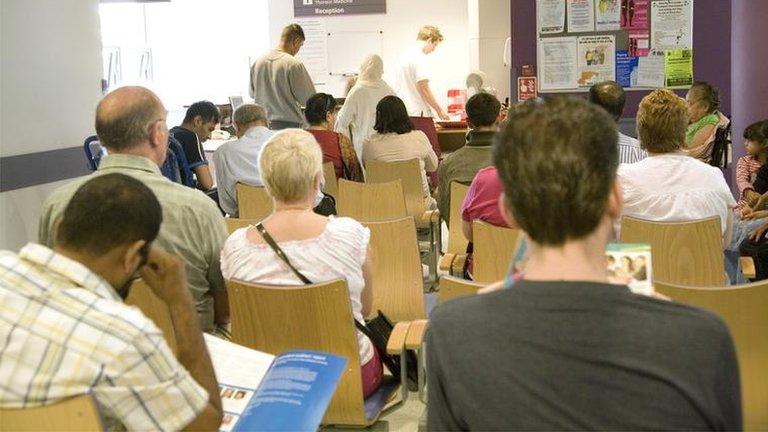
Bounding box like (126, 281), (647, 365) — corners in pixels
(40, 86), (230, 338)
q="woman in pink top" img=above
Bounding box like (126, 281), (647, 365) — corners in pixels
(460, 166), (512, 241)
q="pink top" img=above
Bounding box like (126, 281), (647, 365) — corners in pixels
(461, 166), (509, 228)
(735, 155), (763, 209)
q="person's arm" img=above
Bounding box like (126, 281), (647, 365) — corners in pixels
(422, 133), (439, 173)
(723, 210), (733, 249)
(436, 164), (450, 225)
(139, 248), (223, 431)
(290, 63), (317, 109)
(687, 123), (717, 150)
(194, 165), (214, 191)
(339, 134), (365, 182)
(360, 246), (374, 318)
(735, 157), (753, 197)
(417, 80), (449, 120)
(334, 96), (355, 139)
(212, 150), (236, 216)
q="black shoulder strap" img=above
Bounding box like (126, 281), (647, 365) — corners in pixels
(255, 222), (313, 285)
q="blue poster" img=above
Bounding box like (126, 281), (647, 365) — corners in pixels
(615, 50), (639, 87)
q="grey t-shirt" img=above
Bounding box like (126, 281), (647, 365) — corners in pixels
(249, 50), (316, 125)
(427, 280), (742, 431)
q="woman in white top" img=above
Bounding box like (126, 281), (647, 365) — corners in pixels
(220, 129), (382, 397)
(617, 89), (735, 245)
(335, 55), (395, 159)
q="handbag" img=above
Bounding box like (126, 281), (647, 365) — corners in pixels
(254, 222), (418, 389)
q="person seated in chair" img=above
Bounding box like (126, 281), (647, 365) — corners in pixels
(426, 95), (742, 431)
(305, 93), (364, 182)
(685, 81), (726, 163)
(589, 80), (648, 164)
(171, 100), (220, 191)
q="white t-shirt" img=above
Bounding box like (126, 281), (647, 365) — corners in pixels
(394, 45), (432, 117)
(617, 153), (736, 237)
(220, 216), (374, 364)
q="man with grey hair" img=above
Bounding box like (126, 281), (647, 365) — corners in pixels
(589, 80), (648, 164)
(39, 86), (230, 336)
(213, 103), (275, 216)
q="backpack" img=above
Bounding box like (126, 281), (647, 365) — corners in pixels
(709, 119), (732, 169)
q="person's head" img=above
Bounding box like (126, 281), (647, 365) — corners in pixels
(374, 96), (414, 135)
(358, 54), (385, 85)
(634, 256), (646, 267)
(304, 93), (338, 129)
(493, 96), (620, 247)
(636, 89), (688, 153)
(279, 24), (306, 56)
(54, 173), (162, 299)
(686, 81), (720, 122)
(465, 93), (501, 130)
(588, 80), (626, 123)
(417, 25), (444, 54)
(744, 120), (768, 157)
(95, 86), (169, 166)
(233, 104), (268, 137)
(182, 101), (220, 142)
(259, 129), (323, 205)
(621, 255), (633, 271)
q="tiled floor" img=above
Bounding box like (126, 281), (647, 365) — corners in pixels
(321, 391), (425, 432)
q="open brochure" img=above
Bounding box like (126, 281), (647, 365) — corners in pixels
(204, 334), (347, 432)
(606, 243), (653, 296)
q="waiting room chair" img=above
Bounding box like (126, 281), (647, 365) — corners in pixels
(226, 278), (411, 427)
(439, 182), (471, 275)
(83, 135), (105, 171)
(235, 183), (274, 220)
(125, 279), (177, 355)
(654, 280), (768, 430)
(337, 179), (408, 222)
(620, 216), (726, 286)
(0, 395), (103, 431)
(438, 275), (484, 304)
(472, 220), (521, 283)
(322, 162), (339, 198)
(224, 218), (259, 235)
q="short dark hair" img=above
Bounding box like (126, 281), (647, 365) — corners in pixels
(588, 80), (626, 122)
(304, 93), (337, 125)
(465, 93), (501, 127)
(281, 24), (305, 43)
(492, 96), (618, 246)
(690, 81), (721, 114)
(55, 173), (163, 255)
(374, 96), (414, 135)
(183, 101), (220, 124)
(744, 120), (768, 145)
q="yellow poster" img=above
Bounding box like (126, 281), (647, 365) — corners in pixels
(664, 49), (693, 87)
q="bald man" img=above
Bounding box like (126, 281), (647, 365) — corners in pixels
(39, 86), (230, 336)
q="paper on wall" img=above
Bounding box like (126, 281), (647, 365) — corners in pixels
(577, 35), (616, 86)
(621, 0), (649, 29)
(595, 0), (622, 31)
(537, 0), (566, 34)
(635, 50), (665, 88)
(615, 50), (639, 87)
(664, 48), (694, 87)
(650, 0), (693, 50)
(629, 29), (650, 57)
(295, 19), (329, 86)
(567, 0), (595, 33)
(538, 36), (579, 90)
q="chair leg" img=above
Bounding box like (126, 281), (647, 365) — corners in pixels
(417, 345), (427, 403)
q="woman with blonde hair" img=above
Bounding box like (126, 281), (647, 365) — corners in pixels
(220, 129), (382, 397)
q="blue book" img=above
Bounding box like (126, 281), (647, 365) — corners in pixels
(204, 335), (347, 432)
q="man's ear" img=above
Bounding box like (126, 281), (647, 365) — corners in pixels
(121, 240), (146, 275)
(606, 178), (623, 220)
(498, 192), (518, 229)
(193, 115), (203, 128)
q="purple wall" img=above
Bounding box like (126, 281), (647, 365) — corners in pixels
(510, 0), (732, 116)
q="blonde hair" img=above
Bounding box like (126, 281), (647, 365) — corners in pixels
(259, 129), (322, 203)
(636, 89), (688, 153)
(417, 25), (444, 43)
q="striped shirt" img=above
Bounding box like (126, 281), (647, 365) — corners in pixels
(735, 155), (763, 209)
(0, 244), (208, 431)
(618, 132), (648, 165)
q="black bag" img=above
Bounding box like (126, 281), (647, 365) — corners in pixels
(313, 193), (337, 216)
(255, 223), (418, 389)
(709, 119), (732, 169)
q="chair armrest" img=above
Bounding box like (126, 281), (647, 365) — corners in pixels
(386, 321), (411, 355)
(740, 256), (756, 279)
(450, 254), (467, 277)
(405, 319), (429, 350)
(439, 253), (456, 272)
(420, 210), (440, 224)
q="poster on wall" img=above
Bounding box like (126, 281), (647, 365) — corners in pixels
(518, 77), (538, 101)
(621, 0), (649, 29)
(567, 0), (595, 33)
(537, 0), (566, 34)
(616, 50), (639, 87)
(628, 29), (650, 57)
(577, 35), (616, 86)
(595, 0), (621, 31)
(538, 37), (579, 90)
(293, 0), (386, 17)
(635, 50), (665, 87)
(664, 48), (694, 87)
(295, 19), (329, 86)
(650, 0), (693, 50)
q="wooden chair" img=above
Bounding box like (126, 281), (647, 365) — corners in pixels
(235, 183), (273, 220)
(438, 275), (484, 304)
(336, 179), (408, 222)
(439, 182), (471, 275)
(0, 395), (103, 431)
(472, 221), (521, 283)
(125, 279), (177, 354)
(365, 159), (439, 229)
(224, 217), (258, 235)
(362, 217), (426, 322)
(654, 281), (768, 430)
(620, 216), (726, 286)
(322, 162), (339, 198)
(226, 278), (410, 427)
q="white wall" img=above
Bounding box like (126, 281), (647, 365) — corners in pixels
(469, 0), (511, 101)
(0, 0), (103, 250)
(266, 0), (470, 107)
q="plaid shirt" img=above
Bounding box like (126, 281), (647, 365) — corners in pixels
(0, 244), (208, 431)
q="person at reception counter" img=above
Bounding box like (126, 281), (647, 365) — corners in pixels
(394, 25), (449, 120)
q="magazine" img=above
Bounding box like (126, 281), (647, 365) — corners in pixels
(606, 243), (653, 296)
(204, 334), (347, 432)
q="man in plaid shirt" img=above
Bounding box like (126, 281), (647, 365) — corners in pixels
(0, 173), (222, 431)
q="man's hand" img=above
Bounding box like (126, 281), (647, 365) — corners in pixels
(139, 247), (191, 305)
(437, 110), (449, 121)
(749, 222), (768, 242)
(743, 209), (768, 221)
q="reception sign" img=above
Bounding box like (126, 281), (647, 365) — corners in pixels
(294, 0), (386, 17)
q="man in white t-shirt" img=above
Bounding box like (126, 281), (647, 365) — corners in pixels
(394, 26), (449, 120)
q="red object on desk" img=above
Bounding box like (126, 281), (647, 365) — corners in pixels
(435, 121), (468, 129)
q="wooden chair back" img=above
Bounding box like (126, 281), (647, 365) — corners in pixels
(235, 183), (274, 220)
(365, 159), (427, 224)
(446, 182), (470, 254)
(0, 395), (103, 431)
(362, 217), (426, 321)
(654, 281), (768, 430)
(125, 279), (177, 354)
(472, 221), (520, 283)
(322, 162), (339, 198)
(337, 179), (407, 222)
(620, 216), (726, 286)
(227, 279), (368, 426)
(224, 218), (258, 235)
(438, 275), (483, 304)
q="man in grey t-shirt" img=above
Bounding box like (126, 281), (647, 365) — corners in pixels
(249, 24), (316, 130)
